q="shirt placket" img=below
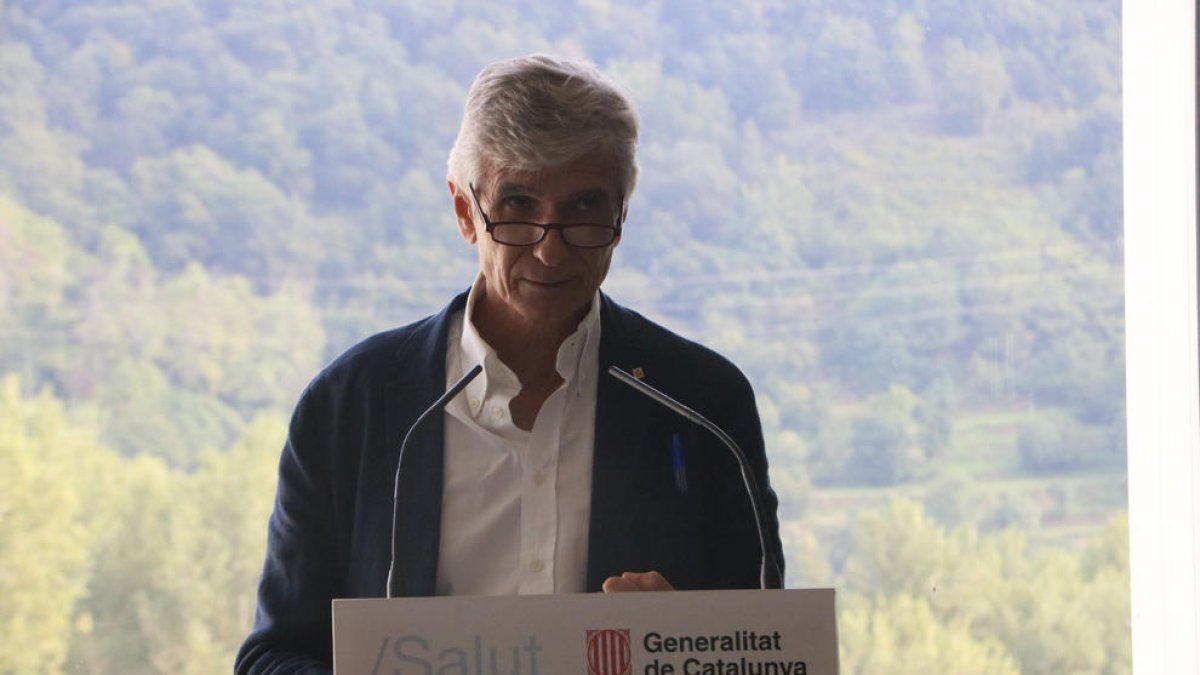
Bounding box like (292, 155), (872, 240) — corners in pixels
(518, 383), (567, 594)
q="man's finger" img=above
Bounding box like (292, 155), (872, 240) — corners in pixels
(602, 571), (675, 593)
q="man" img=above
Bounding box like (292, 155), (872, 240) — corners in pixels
(235, 54), (783, 674)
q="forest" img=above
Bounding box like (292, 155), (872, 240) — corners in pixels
(0, 0), (1127, 672)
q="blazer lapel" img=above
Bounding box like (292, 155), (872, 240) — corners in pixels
(383, 292), (468, 597)
(586, 295), (665, 590)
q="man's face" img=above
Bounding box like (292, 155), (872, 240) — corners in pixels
(452, 156), (624, 331)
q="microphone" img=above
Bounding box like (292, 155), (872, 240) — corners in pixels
(386, 363), (483, 598)
(607, 365), (783, 590)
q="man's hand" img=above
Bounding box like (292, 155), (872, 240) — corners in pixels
(601, 571), (675, 593)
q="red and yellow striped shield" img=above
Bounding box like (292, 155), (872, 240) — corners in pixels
(586, 629), (632, 675)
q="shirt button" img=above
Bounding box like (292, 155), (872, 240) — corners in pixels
(491, 406), (505, 420)
(529, 559), (545, 573)
(469, 398), (480, 411)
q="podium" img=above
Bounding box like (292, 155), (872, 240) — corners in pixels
(333, 588), (837, 674)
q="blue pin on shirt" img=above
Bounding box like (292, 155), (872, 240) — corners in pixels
(671, 433), (688, 493)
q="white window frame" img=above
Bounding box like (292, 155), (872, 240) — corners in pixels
(1124, 0), (1200, 671)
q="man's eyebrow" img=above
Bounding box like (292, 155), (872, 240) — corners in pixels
(566, 187), (612, 201)
(493, 182), (536, 198)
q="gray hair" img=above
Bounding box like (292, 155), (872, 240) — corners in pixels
(447, 54), (639, 202)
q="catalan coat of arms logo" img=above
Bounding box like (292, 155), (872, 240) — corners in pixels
(586, 628), (632, 675)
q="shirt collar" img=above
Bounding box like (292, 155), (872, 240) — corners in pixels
(457, 275), (602, 418)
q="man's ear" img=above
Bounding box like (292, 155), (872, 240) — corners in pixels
(449, 181), (478, 244)
(612, 204), (627, 247)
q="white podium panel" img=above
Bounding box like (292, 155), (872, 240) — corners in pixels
(334, 588), (837, 675)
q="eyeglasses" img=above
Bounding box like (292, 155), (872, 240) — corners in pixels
(468, 184), (623, 248)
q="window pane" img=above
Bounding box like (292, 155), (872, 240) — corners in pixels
(0, 1), (1127, 673)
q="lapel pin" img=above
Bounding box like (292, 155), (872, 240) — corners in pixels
(631, 367), (645, 380)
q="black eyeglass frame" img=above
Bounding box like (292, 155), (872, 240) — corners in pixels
(467, 183), (624, 249)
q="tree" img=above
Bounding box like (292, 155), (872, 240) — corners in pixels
(156, 263), (324, 413)
(840, 594), (1020, 675)
(846, 386), (927, 485)
(0, 42), (46, 134)
(1080, 516), (1132, 675)
(887, 13), (932, 103)
(65, 453), (183, 675)
(935, 39), (1013, 135)
(130, 145), (324, 287)
(65, 416), (284, 674)
(842, 500), (964, 598)
(162, 414), (284, 673)
(0, 197), (75, 387)
(792, 15), (889, 113)
(0, 377), (102, 674)
(838, 501), (1130, 674)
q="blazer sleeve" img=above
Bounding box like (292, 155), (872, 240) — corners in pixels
(235, 383), (338, 675)
(700, 365), (785, 589)
(591, 297), (785, 591)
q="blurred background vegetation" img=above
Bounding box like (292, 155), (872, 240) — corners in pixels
(0, 0), (1127, 673)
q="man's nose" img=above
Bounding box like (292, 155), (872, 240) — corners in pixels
(531, 227), (571, 266)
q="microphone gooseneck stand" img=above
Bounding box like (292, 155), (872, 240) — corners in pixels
(386, 364), (483, 598)
(607, 365), (783, 590)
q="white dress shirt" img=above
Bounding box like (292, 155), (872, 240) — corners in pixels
(436, 280), (600, 595)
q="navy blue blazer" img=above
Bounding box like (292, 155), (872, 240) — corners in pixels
(235, 292), (783, 674)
